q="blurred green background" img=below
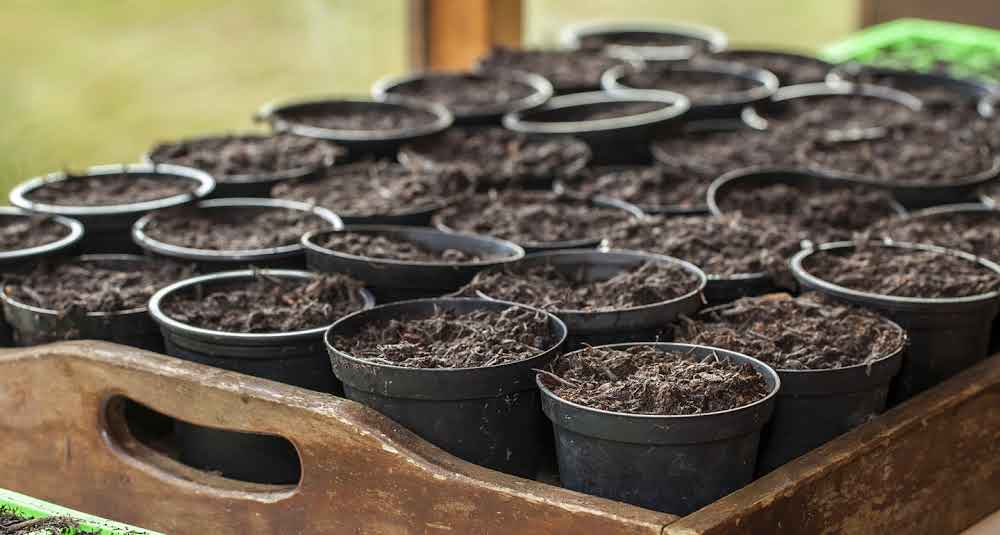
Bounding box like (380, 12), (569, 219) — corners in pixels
(0, 0), (858, 194)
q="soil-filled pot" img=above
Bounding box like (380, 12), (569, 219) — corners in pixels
(149, 269), (373, 483)
(674, 293), (907, 474)
(9, 163), (214, 254)
(1, 254), (191, 349)
(133, 198), (342, 272)
(537, 342), (778, 514)
(711, 48), (834, 87)
(146, 133), (345, 198)
(399, 127), (591, 191)
(560, 20), (727, 61)
(372, 70), (553, 125)
(607, 214), (810, 304)
(255, 95), (453, 158)
(0, 210), (85, 345)
(476, 46), (637, 95)
(303, 226), (525, 302)
(602, 61), (778, 119)
(326, 298), (568, 477)
(708, 167), (906, 237)
(462, 249), (706, 348)
(555, 165), (710, 216)
(271, 161), (473, 225)
(433, 190), (644, 253)
(791, 241), (1000, 402)
(503, 90), (690, 165)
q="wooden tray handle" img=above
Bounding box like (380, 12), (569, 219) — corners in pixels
(0, 341), (675, 535)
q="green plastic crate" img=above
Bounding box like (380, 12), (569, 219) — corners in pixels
(0, 489), (162, 535)
(821, 18), (1000, 83)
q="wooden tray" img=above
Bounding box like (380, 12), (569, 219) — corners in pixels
(0, 341), (997, 534)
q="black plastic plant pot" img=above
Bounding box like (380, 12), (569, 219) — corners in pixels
(148, 269), (375, 483)
(1, 255), (166, 350)
(703, 273), (780, 306)
(707, 167), (908, 218)
(144, 133), (344, 198)
(602, 61), (779, 120)
(503, 90), (690, 165)
(9, 163), (214, 254)
(255, 95), (453, 158)
(303, 226), (525, 303)
(372, 70), (554, 125)
(791, 241), (1000, 403)
(757, 330), (906, 474)
(711, 48), (835, 87)
(132, 198), (342, 272)
(560, 20), (727, 61)
(433, 194), (645, 254)
(326, 298), (568, 478)
(473, 249), (706, 348)
(537, 342), (779, 515)
(827, 64), (997, 113)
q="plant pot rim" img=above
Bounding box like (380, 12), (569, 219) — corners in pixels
(601, 61), (779, 108)
(537, 341), (780, 420)
(302, 225), (526, 268)
(740, 80), (924, 129)
(0, 208), (85, 263)
(559, 20), (728, 61)
(132, 197), (343, 261)
(149, 268), (375, 344)
(827, 63), (998, 105)
(472, 248), (707, 315)
(371, 69), (554, 121)
(255, 95), (454, 142)
(791, 240), (1000, 306)
(9, 163), (215, 217)
(325, 297), (568, 373)
(142, 132), (344, 186)
(502, 90), (690, 135)
(901, 202), (999, 221)
(432, 194), (646, 250)
(1, 254), (157, 318)
(706, 166), (908, 218)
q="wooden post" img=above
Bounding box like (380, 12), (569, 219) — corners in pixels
(410, 0), (523, 71)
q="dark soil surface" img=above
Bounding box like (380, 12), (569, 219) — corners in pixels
(148, 134), (344, 181)
(799, 125), (995, 185)
(562, 165), (708, 210)
(25, 173), (198, 206)
(675, 293), (906, 370)
(161, 273), (366, 333)
(0, 214), (71, 251)
(619, 67), (760, 103)
(541, 345), (769, 415)
(607, 214), (809, 278)
(846, 71), (985, 123)
(386, 75), (537, 115)
(280, 104), (439, 131)
(716, 181), (899, 235)
(141, 205), (333, 251)
(802, 243), (1000, 298)
(401, 127), (591, 189)
(318, 232), (502, 263)
(272, 161), (471, 217)
(536, 101), (666, 122)
(436, 191), (637, 246)
(462, 261), (700, 311)
(651, 128), (797, 180)
(333, 305), (554, 368)
(763, 94), (918, 132)
(869, 210), (1000, 259)
(578, 31), (707, 50)
(713, 50), (830, 86)
(4, 257), (192, 313)
(0, 509), (83, 535)
(476, 46), (628, 92)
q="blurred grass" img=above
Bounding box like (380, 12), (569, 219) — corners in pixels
(0, 0), (408, 194)
(0, 0), (858, 196)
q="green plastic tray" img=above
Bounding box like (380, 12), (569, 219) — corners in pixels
(821, 18), (1000, 82)
(0, 488), (162, 534)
